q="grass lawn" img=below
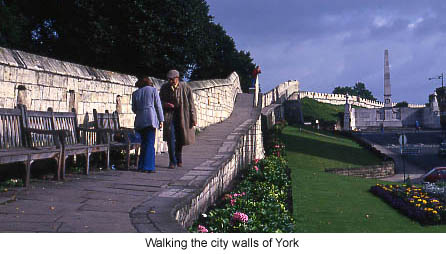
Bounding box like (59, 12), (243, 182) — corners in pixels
(284, 125), (446, 232)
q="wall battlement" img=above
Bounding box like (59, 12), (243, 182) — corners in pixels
(296, 90), (425, 109)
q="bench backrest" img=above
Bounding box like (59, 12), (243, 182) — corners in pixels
(0, 107), (25, 150)
(24, 109), (58, 148)
(93, 109), (121, 131)
(93, 109), (122, 143)
(52, 110), (79, 146)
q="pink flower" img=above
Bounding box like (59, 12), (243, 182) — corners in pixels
(254, 159), (260, 164)
(230, 199), (236, 206)
(197, 225), (208, 233)
(274, 144), (280, 148)
(232, 212), (249, 223)
(254, 165), (259, 172)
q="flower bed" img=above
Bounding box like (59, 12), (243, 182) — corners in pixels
(190, 155), (294, 233)
(190, 122), (294, 233)
(370, 183), (446, 225)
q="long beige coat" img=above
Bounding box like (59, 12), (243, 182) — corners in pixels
(160, 82), (197, 145)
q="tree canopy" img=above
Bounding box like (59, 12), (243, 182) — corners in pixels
(332, 82), (377, 101)
(0, 0), (255, 91)
(394, 101), (408, 108)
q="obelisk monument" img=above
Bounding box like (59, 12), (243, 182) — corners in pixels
(384, 49), (393, 120)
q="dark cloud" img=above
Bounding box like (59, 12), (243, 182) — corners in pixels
(206, 0), (446, 103)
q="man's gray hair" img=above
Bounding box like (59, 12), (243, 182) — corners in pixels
(167, 69), (180, 79)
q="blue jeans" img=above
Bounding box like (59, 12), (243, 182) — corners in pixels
(167, 119), (183, 166)
(137, 127), (156, 171)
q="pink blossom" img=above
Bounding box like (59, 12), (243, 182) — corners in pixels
(274, 144), (280, 148)
(230, 199), (236, 206)
(197, 225), (208, 233)
(232, 212), (249, 223)
(254, 165), (259, 172)
(254, 159), (260, 164)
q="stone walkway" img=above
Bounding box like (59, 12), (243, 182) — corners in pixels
(0, 93), (257, 232)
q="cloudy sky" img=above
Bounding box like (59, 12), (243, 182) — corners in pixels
(205, 0), (446, 104)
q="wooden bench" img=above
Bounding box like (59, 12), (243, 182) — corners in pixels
(0, 106), (63, 186)
(93, 109), (140, 169)
(49, 108), (110, 178)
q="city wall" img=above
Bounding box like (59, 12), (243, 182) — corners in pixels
(0, 47), (241, 152)
(296, 91), (425, 109)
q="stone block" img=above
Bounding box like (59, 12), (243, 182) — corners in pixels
(0, 83), (15, 98)
(37, 72), (48, 85)
(3, 66), (17, 82)
(5, 98), (14, 108)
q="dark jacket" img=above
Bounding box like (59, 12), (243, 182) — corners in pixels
(131, 86), (164, 130)
(160, 82), (197, 145)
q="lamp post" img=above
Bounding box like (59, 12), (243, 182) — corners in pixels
(429, 73), (444, 88)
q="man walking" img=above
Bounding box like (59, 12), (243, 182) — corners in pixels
(160, 70), (197, 168)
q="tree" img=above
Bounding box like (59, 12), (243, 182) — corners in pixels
(0, 0), (30, 49)
(394, 101), (408, 108)
(332, 82), (376, 101)
(0, 0), (255, 90)
(190, 22), (255, 91)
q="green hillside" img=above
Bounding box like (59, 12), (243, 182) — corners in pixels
(300, 97), (344, 127)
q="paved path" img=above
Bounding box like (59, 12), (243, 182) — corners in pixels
(357, 134), (446, 183)
(0, 93), (256, 232)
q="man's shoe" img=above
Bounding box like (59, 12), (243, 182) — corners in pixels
(168, 164), (176, 169)
(177, 163), (183, 167)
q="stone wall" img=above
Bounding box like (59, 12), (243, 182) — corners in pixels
(325, 162), (395, 178)
(174, 112), (263, 228)
(262, 80), (299, 108)
(297, 91), (425, 109)
(0, 47), (241, 152)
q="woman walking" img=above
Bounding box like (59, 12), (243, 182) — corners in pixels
(131, 76), (164, 173)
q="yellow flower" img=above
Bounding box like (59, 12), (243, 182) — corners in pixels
(416, 204), (421, 207)
(433, 211), (438, 214)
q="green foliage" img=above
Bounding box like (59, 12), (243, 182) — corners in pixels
(0, 0), (30, 49)
(0, 0), (255, 91)
(190, 124), (294, 233)
(394, 101), (409, 108)
(333, 82), (377, 101)
(0, 178), (24, 191)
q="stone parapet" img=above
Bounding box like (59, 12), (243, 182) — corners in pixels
(0, 46), (241, 153)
